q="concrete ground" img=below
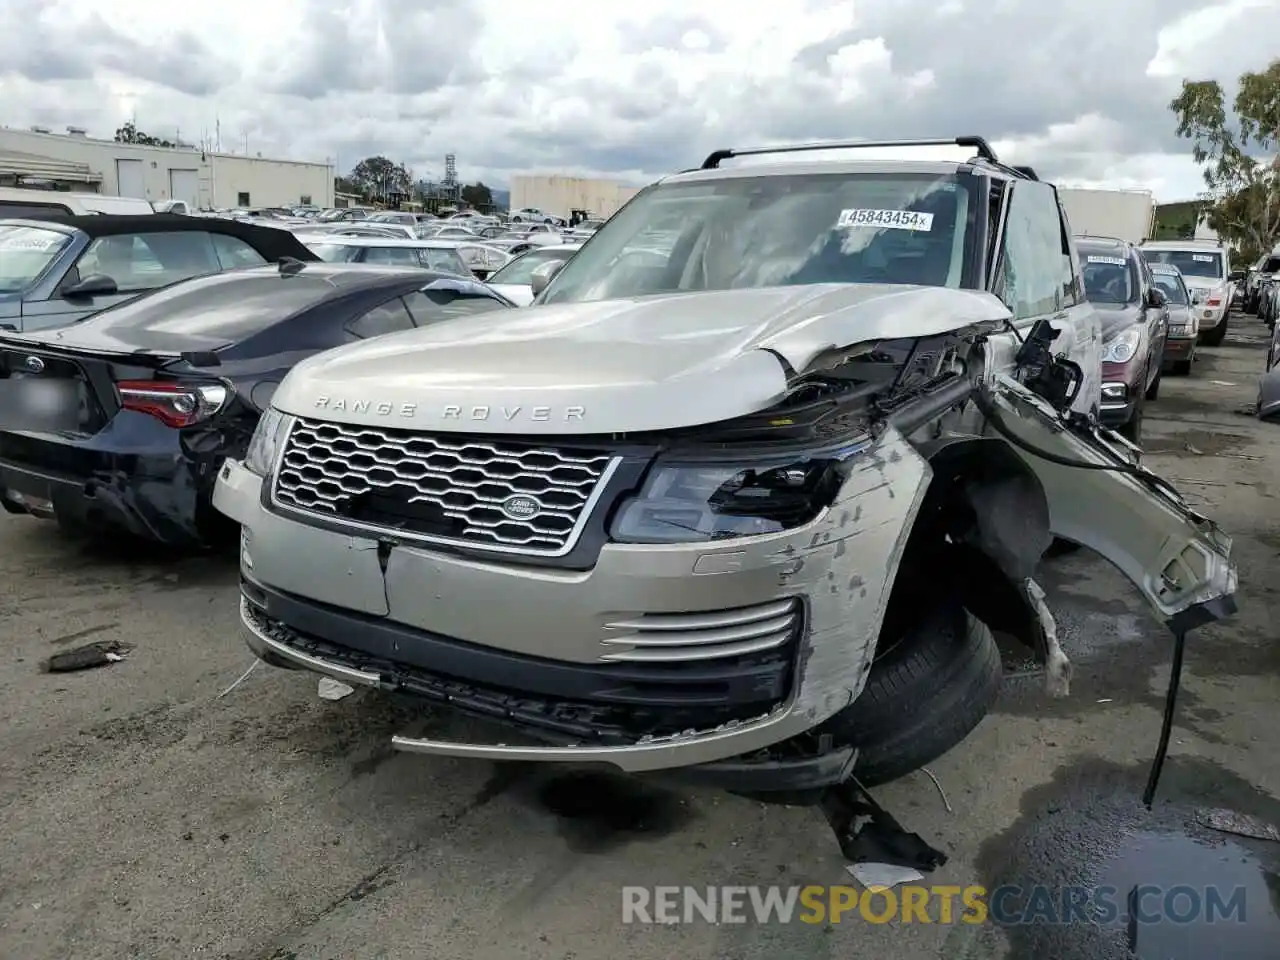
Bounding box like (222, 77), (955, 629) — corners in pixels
(2, 312), (1278, 960)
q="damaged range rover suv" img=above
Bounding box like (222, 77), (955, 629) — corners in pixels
(213, 136), (1235, 805)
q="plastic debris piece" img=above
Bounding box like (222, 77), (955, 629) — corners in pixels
(318, 677), (355, 701)
(43, 639), (132, 673)
(1025, 578), (1071, 697)
(1195, 808), (1280, 844)
(847, 862), (926, 890)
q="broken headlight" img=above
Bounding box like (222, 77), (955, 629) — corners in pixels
(610, 446), (862, 544)
(244, 408), (293, 477)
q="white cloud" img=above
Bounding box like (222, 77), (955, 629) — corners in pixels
(0, 0), (1276, 202)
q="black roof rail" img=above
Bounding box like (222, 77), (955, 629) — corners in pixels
(1012, 165), (1039, 180)
(698, 135), (1000, 170)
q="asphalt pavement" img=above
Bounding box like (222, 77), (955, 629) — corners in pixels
(1, 311), (1278, 960)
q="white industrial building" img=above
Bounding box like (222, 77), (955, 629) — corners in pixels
(0, 126), (334, 210)
(509, 174), (644, 219)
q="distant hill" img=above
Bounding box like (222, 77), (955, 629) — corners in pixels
(490, 188), (509, 210)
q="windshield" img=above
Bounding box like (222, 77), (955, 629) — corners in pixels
(1152, 271), (1189, 305)
(1257, 256), (1280, 275)
(305, 242), (358, 262)
(541, 172), (977, 304)
(488, 248), (576, 285)
(0, 224), (71, 292)
(1079, 252), (1137, 304)
(1142, 249), (1223, 280)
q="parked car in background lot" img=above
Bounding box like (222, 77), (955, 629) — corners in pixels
(300, 235), (474, 276)
(484, 244), (580, 305)
(1243, 251), (1280, 315)
(0, 215), (318, 332)
(0, 263), (514, 546)
(451, 242), (513, 281)
(509, 207), (558, 225)
(1139, 239), (1232, 346)
(1078, 236), (1168, 441)
(0, 187), (156, 218)
(213, 136), (1234, 807)
(1150, 263), (1198, 375)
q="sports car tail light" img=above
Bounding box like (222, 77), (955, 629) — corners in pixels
(116, 380), (229, 428)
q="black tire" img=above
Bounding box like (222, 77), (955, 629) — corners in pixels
(1200, 317), (1228, 347)
(1145, 368), (1161, 401)
(822, 602), (1002, 787)
(1172, 359), (1192, 376)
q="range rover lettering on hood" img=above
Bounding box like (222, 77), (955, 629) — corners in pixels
(272, 284), (1013, 434)
(313, 397), (586, 422)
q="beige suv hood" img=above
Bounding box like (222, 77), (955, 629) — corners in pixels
(271, 283), (1011, 435)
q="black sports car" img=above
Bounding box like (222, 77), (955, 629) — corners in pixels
(0, 214), (318, 333)
(0, 261), (515, 546)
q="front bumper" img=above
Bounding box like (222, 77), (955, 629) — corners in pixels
(1195, 301), (1228, 334)
(213, 431), (932, 775)
(1098, 374), (1139, 426)
(1162, 337), (1195, 368)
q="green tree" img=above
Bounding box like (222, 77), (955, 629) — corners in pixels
(349, 156), (411, 202)
(113, 121), (176, 148)
(1170, 59), (1280, 261)
(460, 182), (493, 209)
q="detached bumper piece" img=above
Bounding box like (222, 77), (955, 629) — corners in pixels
(240, 579), (800, 745)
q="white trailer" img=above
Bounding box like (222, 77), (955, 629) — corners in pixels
(1056, 187), (1156, 245)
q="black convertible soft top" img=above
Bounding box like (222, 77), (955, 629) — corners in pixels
(3, 213), (319, 263)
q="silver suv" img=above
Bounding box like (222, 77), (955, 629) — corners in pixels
(213, 137), (1235, 801)
(1139, 239), (1233, 346)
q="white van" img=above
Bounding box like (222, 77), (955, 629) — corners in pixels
(0, 187), (156, 218)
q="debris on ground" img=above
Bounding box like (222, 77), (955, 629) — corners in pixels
(42, 639), (132, 673)
(1024, 578), (1071, 697)
(822, 779), (948, 872)
(1195, 808), (1280, 844)
(318, 677), (355, 701)
(216, 660), (260, 699)
(846, 861), (926, 890)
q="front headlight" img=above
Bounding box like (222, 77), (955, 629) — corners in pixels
(244, 408), (293, 476)
(609, 445), (864, 544)
(1102, 328), (1141, 364)
(1190, 290), (1206, 305)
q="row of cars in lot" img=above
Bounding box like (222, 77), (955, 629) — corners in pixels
(0, 140), (1237, 835)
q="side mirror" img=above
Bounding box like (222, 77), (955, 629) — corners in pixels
(1228, 271), (1245, 283)
(529, 260), (565, 298)
(61, 274), (118, 299)
(1146, 287), (1167, 309)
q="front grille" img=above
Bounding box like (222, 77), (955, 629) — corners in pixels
(272, 417), (619, 555)
(601, 599), (802, 662)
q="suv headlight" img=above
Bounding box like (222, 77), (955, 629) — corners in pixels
(244, 408), (293, 476)
(1103, 328), (1141, 364)
(609, 444), (866, 544)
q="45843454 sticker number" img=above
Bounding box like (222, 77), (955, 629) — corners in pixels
(836, 208), (934, 231)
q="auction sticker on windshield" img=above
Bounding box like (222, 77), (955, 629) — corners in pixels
(1087, 256), (1126, 265)
(0, 236), (63, 251)
(1192, 254), (1215, 262)
(837, 209), (934, 231)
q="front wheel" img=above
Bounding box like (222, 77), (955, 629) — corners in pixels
(1172, 359), (1192, 376)
(820, 601), (1002, 787)
(1145, 368), (1161, 401)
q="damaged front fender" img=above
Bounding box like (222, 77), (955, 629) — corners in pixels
(981, 375), (1237, 628)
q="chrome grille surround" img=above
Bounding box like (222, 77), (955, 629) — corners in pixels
(271, 417), (621, 557)
(600, 598), (803, 662)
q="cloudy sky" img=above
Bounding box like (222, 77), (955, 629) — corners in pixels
(2, 0), (1278, 200)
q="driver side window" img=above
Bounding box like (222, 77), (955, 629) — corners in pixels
(998, 183), (1076, 321)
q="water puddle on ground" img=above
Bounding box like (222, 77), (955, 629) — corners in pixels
(1099, 831), (1280, 959)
